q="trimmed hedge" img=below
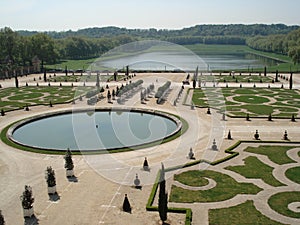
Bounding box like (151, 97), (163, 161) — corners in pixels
(117, 79), (143, 97)
(155, 81), (171, 98)
(86, 89), (99, 98)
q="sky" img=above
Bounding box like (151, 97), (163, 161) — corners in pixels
(0, 0), (299, 31)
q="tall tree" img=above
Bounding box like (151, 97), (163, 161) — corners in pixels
(31, 33), (57, 70)
(96, 73), (100, 88)
(158, 163), (168, 223)
(0, 27), (18, 63)
(289, 73), (293, 90)
(125, 65), (129, 76)
(43, 69), (47, 82)
(192, 79), (196, 89)
(15, 75), (19, 88)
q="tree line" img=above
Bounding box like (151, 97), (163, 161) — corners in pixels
(1, 24), (300, 78)
(0, 27), (137, 78)
(247, 28), (300, 64)
(19, 24), (298, 39)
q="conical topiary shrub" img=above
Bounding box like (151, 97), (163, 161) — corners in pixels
(246, 113), (250, 121)
(143, 157), (149, 171)
(227, 130), (232, 140)
(291, 114), (296, 122)
(122, 194), (131, 213)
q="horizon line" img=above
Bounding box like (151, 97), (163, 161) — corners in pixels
(6, 22), (300, 33)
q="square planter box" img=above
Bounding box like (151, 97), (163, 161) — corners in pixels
(48, 185), (56, 194)
(66, 169), (74, 177)
(23, 207), (34, 218)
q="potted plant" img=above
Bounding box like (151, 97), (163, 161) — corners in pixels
(0, 210), (5, 224)
(64, 148), (74, 177)
(20, 185), (34, 218)
(45, 166), (56, 194)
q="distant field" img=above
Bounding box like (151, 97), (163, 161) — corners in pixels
(46, 58), (98, 71)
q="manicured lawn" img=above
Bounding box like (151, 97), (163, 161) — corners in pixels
(0, 86), (93, 111)
(232, 95), (269, 104)
(285, 167), (300, 184)
(225, 156), (284, 187)
(47, 74), (126, 82)
(169, 170), (261, 203)
(268, 192), (300, 219)
(209, 200), (284, 225)
(244, 145), (297, 165)
(243, 104), (273, 115)
(191, 88), (300, 118)
(174, 170), (209, 187)
(200, 74), (273, 83)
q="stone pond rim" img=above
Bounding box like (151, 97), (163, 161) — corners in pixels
(4, 107), (185, 154)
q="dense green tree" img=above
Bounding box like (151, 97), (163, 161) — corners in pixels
(158, 163), (168, 223)
(289, 73), (293, 89)
(0, 27), (18, 63)
(31, 33), (57, 68)
(288, 46), (300, 64)
(1, 24), (300, 73)
(246, 28), (300, 64)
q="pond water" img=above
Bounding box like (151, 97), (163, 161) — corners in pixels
(97, 51), (282, 71)
(11, 110), (178, 151)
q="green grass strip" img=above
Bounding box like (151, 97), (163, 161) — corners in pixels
(209, 200), (284, 225)
(285, 167), (300, 184)
(244, 145), (296, 165)
(225, 156), (285, 187)
(268, 192), (300, 219)
(169, 170), (261, 203)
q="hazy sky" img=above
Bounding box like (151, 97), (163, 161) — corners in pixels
(0, 0), (299, 31)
